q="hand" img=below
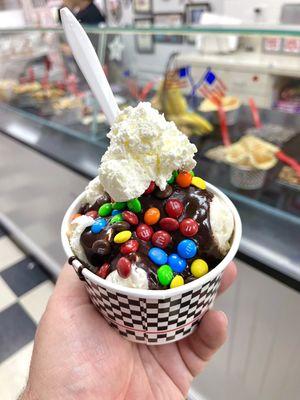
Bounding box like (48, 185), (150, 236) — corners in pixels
(23, 262), (237, 400)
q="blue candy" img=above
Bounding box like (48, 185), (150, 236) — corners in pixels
(168, 254), (187, 273)
(111, 209), (122, 216)
(91, 218), (107, 234)
(148, 247), (168, 266)
(177, 239), (197, 259)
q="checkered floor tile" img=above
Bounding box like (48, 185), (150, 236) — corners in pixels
(0, 232), (54, 400)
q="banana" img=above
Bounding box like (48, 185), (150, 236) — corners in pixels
(167, 113), (213, 135)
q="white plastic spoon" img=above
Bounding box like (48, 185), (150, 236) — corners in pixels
(60, 7), (120, 125)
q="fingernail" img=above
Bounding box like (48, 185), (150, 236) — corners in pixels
(217, 310), (228, 327)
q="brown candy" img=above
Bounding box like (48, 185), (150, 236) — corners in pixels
(92, 239), (111, 256)
(89, 193), (111, 211)
(111, 221), (131, 232)
(154, 184), (173, 199)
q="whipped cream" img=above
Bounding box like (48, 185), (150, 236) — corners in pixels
(99, 102), (197, 201)
(83, 176), (105, 205)
(106, 266), (149, 289)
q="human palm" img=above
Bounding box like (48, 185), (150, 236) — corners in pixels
(24, 263), (236, 400)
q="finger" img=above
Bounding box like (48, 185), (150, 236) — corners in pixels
(178, 310), (228, 376)
(218, 261), (237, 295)
(52, 262), (90, 304)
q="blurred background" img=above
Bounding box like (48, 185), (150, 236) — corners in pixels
(0, 1), (299, 399)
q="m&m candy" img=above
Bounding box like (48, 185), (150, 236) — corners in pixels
(159, 217), (179, 232)
(98, 203), (112, 217)
(112, 209), (122, 216)
(91, 218), (107, 234)
(168, 254), (187, 273)
(151, 230), (171, 249)
(112, 202), (127, 211)
(167, 170), (178, 184)
(117, 257), (131, 278)
(144, 207), (160, 225)
(148, 247), (168, 266)
(177, 239), (197, 259)
(170, 275), (184, 288)
(191, 176), (206, 190)
(191, 259), (208, 278)
(176, 171), (192, 188)
(157, 264), (173, 286)
(110, 214), (123, 224)
(120, 239), (139, 255)
(165, 199), (184, 219)
(122, 210), (138, 225)
(114, 230), (132, 244)
(97, 262), (110, 279)
(144, 181), (155, 195)
(136, 224), (153, 241)
(179, 218), (198, 237)
(127, 198), (142, 213)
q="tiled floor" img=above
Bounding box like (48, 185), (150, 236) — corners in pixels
(0, 229), (54, 400)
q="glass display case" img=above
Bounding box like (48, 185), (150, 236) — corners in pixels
(0, 24), (299, 279)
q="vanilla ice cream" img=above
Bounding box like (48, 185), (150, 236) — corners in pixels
(210, 196), (234, 256)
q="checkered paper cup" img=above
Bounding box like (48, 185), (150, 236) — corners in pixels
(61, 182), (242, 345)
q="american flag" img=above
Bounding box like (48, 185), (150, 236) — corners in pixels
(198, 69), (227, 105)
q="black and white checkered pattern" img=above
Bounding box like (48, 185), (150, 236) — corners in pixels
(84, 273), (222, 344)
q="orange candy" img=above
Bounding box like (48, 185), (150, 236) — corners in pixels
(176, 171), (192, 188)
(144, 207), (160, 225)
(70, 213), (81, 221)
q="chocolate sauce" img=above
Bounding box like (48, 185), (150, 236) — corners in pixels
(79, 185), (220, 289)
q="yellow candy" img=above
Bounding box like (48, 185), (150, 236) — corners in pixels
(114, 230), (132, 244)
(191, 259), (208, 278)
(170, 275), (184, 288)
(191, 176), (206, 190)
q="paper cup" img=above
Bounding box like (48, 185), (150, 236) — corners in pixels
(61, 182), (242, 345)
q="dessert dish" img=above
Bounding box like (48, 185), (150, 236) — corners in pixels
(225, 135), (278, 170)
(199, 96), (240, 126)
(67, 102), (234, 290)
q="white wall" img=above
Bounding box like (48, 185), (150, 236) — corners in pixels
(223, 0), (300, 23)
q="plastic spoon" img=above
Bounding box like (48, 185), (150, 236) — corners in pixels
(60, 7), (120, 125)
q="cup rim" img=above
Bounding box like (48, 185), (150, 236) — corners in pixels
(61, 181), (242, 300)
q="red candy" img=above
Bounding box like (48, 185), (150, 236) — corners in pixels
(120, 239), (139, 255)
(117, 257), (131, 278)
(97, 262), (110, 279)
(85, 210), (98, 219)
(165, 199), (184, 219)
(136, 224), (154, 241)
(122, 210), (139, 225)
(144, 181), (155, 195)
(151, 230), (171, 249)
(180, 218), (199, 237)
(159, 217), (179, 232)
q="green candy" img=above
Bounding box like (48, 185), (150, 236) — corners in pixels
(98, 203), (112, 217)
(127, 198), (142, 213)
(167, 175), (175, 184)
(110, 214), (123, 224)
(167, 170), (179, 185)
(157, 264), (173, 286)
(112, 202), (127, 211)
(190, 170), (195, 177)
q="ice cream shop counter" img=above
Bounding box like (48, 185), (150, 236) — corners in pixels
(0, 104), (299, 290)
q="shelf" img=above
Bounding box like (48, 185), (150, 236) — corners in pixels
(2, 24), (300, 37)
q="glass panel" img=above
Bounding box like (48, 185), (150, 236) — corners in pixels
(0, 27), (299, 222)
